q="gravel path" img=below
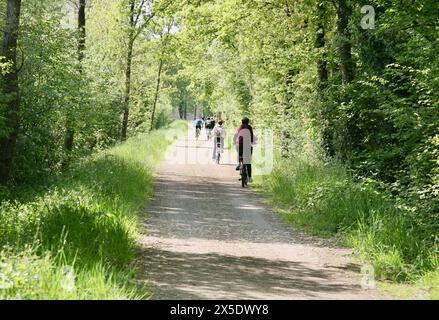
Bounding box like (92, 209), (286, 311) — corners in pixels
(136, 127), (383, 300)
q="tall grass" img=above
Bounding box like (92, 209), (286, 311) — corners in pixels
(0, 121), (188, 299)
(258, 156), (438, 283)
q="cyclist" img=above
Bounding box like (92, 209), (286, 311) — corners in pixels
(205, 117), (212, 128)
(194, 117), (203, 138)
(212, 120), (226, 161)
(205, 117), (214, 140)
(233, 117), (256, 183)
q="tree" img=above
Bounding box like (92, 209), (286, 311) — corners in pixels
(121, 0), (156, 140)
(334, 0), (354, 84)
(63, 0), (86, 159)
(0, 0), (22, 185)
(315, 1), (328, 91)
(77, 0), (86, 68)
(150, 19), (173, 131)
(314, 1), (333, 156)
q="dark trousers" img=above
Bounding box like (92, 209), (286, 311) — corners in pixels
(239, 146), (253, 178)
(243, 164), (252, 178)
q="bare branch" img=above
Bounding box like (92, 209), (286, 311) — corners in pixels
(134, 0), (147, 27)
(133, 13), (155, 41)
(132, 0), (173, 41)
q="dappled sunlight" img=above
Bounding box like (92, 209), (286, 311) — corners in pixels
(136, 243), (365, 300)
(237, 204), (265, 211)
(137, 130), (378, 300)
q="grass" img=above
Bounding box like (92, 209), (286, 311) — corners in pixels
(379, 270), (439, 300)
(0, 120), (188, 300)
(255, 155), (438, 298)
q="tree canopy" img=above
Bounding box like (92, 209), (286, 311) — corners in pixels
(0, 0), (437, 235)
(0, 0), (437, 298)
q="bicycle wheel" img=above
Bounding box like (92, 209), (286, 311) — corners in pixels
(241, 164), (247, 188)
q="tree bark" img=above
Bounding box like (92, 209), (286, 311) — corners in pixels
(280, 68), (295, 158)
(178, 102), (182, 119)
(316, 2), (334, 156)
(121, 0), (136, 140)
(334, 0), (355, 160)
(150, 58), (163, 131)
(336, 0), (354, 84)
(63, 0), (86, 157)
(315, 2), (328, 91)
(0, 0), (22, 185)
(77, 0), (86, 68)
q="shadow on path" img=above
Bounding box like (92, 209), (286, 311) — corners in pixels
(136, 246), (361, 300)
(136, 131), (380, 300)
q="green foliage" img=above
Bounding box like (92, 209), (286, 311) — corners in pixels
(176, 0), (438, 285)
(0, 248), (143, 300)
(380, 270), (439, 300)
(0, 121), (187, 299)
(259, 156), (438, 282)
(0, 0), (190, 184)
(0, 0), (436, 296)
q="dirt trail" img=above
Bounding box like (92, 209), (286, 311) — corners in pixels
(136, 126), (383, 299)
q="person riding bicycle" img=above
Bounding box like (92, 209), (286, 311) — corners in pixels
(233, 117), (256, 183)
(212, 120), (226, 161)
(205, 117), (212, 129)
(194, 117), (203, 137)
(205, 117), (214, 140)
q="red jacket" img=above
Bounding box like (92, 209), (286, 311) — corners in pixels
(235, 124), (254, 146)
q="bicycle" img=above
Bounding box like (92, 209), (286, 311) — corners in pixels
(195, 127), (201, 140)
(238, 159), (249, 188)
(215, 136), (221, 164)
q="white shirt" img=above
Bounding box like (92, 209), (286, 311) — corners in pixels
(213, 124), (226, 138)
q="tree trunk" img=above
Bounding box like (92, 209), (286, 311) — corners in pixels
(336, 0), (354, 84)
(150, 20), (173, 131)
(121, 0), (135, 140)
(77, 0), (86, 68)
(150, 58), (163, 131)
(280, 68), (295, 158)
(63, 0), (86, 158)
(63, 124), (75, 155)
(0, 0), (22, 185)
(315, 2), (328, 91)
(335, 0), (355, 161)
(315, 1), (334, 156)
(178, 102), (183, 119)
